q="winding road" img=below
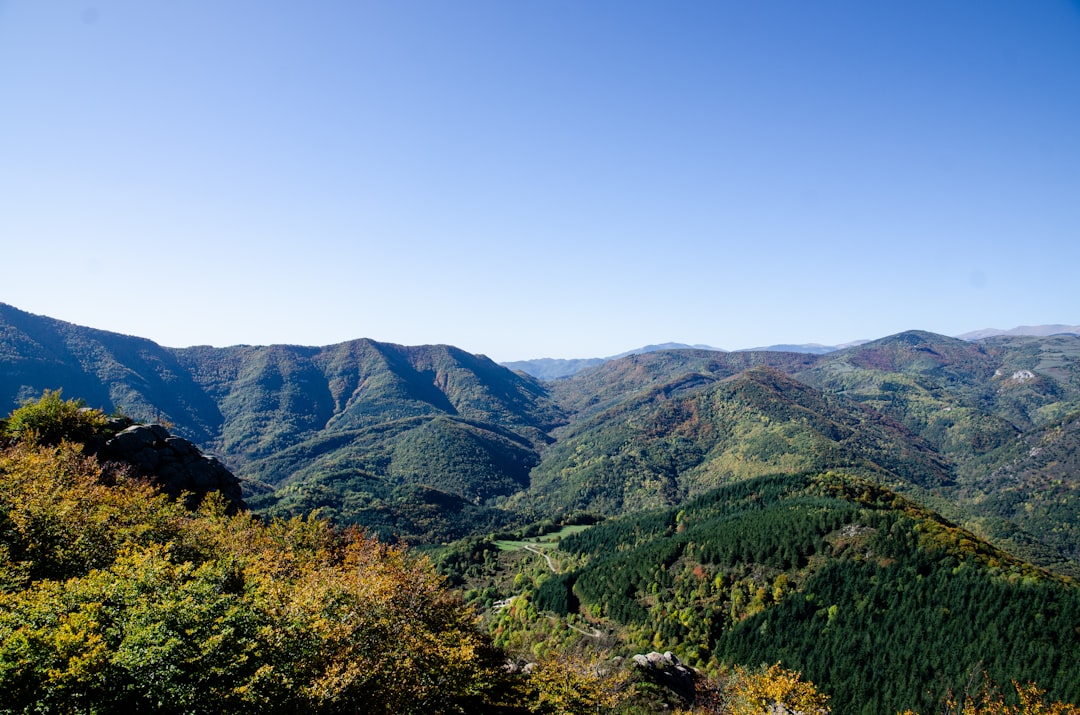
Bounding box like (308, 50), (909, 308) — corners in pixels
(523, 543), (558, 573)
(511, 543), (605, 639)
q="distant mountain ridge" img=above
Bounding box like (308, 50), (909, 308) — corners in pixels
(501, 342), (727, 380)
(957, 324), (1080, 340)
(503, 327), (1074, 379)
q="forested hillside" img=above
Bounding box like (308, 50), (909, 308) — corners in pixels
(515, 366), (951, 517)
(792, 331), (1080, 572)
(0, 303), (564, 543)
(460, 473), (1080, 715)
(2, 303), (1080, 570)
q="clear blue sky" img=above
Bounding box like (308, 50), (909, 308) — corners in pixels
(2, 1), (1078, 361)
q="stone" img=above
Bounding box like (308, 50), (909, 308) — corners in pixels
(103, 422), (245, 513)
(631, 651), (698, 705)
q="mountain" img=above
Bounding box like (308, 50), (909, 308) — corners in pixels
(958, 324), (1080, 340)
(515, 364), (950, 518)
(738, 343), (841, 354)
(503, 342), (872, 380)
(0, 303), (564, 542)
(501, 356), (608, 380)
(496, 330), (1080, 574)
(611, 342), (726, 356)
(3, 303), (1080, 569)
(0, 303), (225, 445)
(506, 325), (1080, 382)
(502, 342), (726, 380)
(787, 330), (1080, 570)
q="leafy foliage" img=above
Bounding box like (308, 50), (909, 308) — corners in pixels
(898, 673), (1080, 715)
(521, 652), (627, 714)
(714, 663), (830, 715)
(0, 441), (520, 714)
(2, 389), (109, 446)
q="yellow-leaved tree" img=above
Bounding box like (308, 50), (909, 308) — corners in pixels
(897, 676), (1080, 715)
(680, 662), (830, 715)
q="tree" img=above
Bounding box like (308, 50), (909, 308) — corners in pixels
(685, 663), (829, 715)
(2, 390), (109, 447)
(522, 652), (626, 714)
(897, 674), (1080, 715)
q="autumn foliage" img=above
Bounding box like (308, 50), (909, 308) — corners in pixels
(679, 663), (829, 714)
(0, 434), (515, 713)
(897, 675), (1080, 715)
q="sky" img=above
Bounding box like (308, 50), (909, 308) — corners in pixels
(2, 1), (1078, 362)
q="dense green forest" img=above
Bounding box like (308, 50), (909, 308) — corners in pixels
(458, 473), (1080, 715)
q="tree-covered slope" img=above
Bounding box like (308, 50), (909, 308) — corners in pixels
(169, 339), (564, 466)
(0, 303), (224, 445)
(546, 348), (820, 420)
(536, 330), (1077, 571)
(792, 331), (1080, 570)
(3, 304), (1080, 567)
(240, 415), (542, 543)
(0, 305), (565, 542)
(517, 366), (951, 518)
(493, 472), (1080, 715)
(954, 411), (1080, 563)
(797, 331), (1080, 460)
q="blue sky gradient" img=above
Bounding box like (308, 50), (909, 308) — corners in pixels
(2, 1), (1078, 360)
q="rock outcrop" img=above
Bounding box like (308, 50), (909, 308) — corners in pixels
(632, 651), (697, 704)
(101, 422), (245, 512)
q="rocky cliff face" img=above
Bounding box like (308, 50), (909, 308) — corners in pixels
(632, 651), (697, 704)
(97, 421), (244, 512)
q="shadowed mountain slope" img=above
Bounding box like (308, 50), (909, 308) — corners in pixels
(0, 303), (224, 445)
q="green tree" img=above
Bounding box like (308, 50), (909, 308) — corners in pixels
(2, 390), (109, 446)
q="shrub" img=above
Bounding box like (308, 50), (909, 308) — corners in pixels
(3, 390), (109, 446)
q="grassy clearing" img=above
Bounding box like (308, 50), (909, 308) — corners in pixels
(495, 523), (593, 551)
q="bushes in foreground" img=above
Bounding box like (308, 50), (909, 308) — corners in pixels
(0, 439), (512, 714)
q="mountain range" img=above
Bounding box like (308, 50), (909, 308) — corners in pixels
(2, 302), (1079, 569)
(503, 328), (1080, 379)
(5, 301), (1080, 711)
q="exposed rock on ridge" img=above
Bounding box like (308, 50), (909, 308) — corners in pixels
(101, 422), (244, 512)
(632, 651), (697, 704)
